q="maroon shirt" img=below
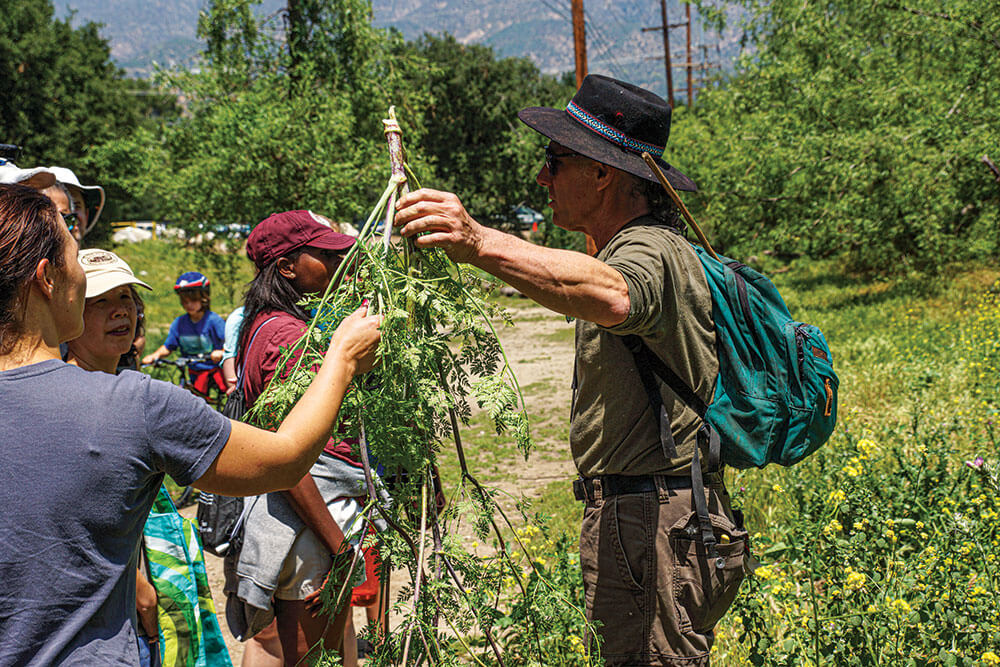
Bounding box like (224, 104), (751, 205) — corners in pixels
(240, 310), (360, 466)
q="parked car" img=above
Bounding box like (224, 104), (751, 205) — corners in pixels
(511, 204), (544, 231)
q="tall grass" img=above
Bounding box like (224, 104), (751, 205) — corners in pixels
(715, 261), (1000, 665)
(115, 239), (1000, 663)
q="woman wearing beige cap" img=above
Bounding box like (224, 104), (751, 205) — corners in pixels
(64, 249), (152, 373)
(66, 248), (234, 666)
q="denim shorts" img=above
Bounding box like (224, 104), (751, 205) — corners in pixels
(579, 479), (748, 666)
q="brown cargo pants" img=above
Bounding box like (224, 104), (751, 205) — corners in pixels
(578, 477), (747, 666)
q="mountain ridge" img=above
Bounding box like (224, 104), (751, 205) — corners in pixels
(63, 0), (744, 97)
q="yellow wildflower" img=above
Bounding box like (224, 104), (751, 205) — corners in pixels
(889, 598), (912, 616)
(842, 456), (863, 477)
(856, 438), (877, 459)
(828, 489), (846, 504)
(822, 519), (843, 538)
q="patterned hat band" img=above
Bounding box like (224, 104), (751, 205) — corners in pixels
(566, 101), (665, 158)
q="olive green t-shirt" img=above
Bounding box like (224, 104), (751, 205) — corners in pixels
(570, 217), (718, 477)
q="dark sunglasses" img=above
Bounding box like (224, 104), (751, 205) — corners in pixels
(544, 146), (580, 175)
(63, 212), (80, 232)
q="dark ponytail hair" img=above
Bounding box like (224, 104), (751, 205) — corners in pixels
(0, 185), (67, 354)
(633, 176), (683, 232)
(235, 252), (311, 364)
(116, 286), (146, 372)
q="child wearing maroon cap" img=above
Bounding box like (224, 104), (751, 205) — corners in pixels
(229, 210), (368, 666)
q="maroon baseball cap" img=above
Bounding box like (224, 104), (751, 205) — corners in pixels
(246, 210), (355, 269)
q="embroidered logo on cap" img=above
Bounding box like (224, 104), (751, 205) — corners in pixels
(80, 251), (117, 266)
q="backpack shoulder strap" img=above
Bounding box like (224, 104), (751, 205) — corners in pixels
(623, 334), (708, 418)
(235, 315), (279, 391)
(622, 334), (677, 459)
(622, 333), (723, 564)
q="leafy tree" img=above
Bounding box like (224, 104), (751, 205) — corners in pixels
(675, 0), (1000, 273)
(403, 34), (575, 228)
(0, 0), (174, 225)
(102, 0), (581, 257)
(98, 0), (430, 234)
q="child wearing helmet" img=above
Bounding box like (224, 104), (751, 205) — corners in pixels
(141, 271), (227, 396)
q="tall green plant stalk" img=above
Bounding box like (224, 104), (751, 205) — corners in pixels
(244, 108), (596, 665)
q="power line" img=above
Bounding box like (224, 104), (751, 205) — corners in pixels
(604, 0), (654, 75)
(537, 0), (570, 22)
(584, 15), (630, 80)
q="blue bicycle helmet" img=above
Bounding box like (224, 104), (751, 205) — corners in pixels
(174, 271), (210, 291)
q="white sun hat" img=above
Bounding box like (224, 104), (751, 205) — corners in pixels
(78, 248), (152, 299)
(0, 159), (56, 190)
(48, 166), (106, 235)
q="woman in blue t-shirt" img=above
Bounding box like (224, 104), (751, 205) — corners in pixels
(142, 272), (227, 397)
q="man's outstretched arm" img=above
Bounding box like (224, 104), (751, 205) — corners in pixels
(394, 188), (629, 327)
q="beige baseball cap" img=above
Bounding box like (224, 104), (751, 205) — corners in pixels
(78, 248), (152, 299)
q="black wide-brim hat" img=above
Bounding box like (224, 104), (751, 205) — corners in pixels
(518, 74), (696, 192)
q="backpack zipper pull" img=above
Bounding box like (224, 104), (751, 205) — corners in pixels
(824, 378), (833, 417)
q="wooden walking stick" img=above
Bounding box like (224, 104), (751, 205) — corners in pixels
(641, 151), (720, 261)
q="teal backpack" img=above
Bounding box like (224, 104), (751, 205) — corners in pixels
(625, 240), (839, 563)
(628, 243), (838, 471)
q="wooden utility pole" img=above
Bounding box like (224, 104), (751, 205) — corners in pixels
(571, 0), (587, 88)
(643, 1), (691, 107)
(660, 0), (674, 108)
(570, 0), (596, 254)
(658, 0), (674, 108)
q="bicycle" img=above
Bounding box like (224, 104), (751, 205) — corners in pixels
(142, 354), (226, 409)
(142, 354), (227, 507)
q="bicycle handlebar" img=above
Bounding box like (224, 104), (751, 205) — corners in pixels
(141, 354), (214, 370)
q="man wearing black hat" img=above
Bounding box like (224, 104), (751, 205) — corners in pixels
(395, 74), (745, 665)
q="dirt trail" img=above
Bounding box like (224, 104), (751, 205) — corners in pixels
(191, 300), (577, 664)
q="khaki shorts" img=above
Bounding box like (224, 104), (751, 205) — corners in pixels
(579, 480), (747, 666)
(273, 497), (367, 601)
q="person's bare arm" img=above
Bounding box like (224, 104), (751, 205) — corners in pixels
(193, 307), (381, 496)
(285, 475), (348, 555)
(221, 357), (237, 394)
(135, 568), (158, 637)
(142, 345), (171, 366)
(395, 189), (629, 327)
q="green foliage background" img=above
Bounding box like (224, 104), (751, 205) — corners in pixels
(0, 0), (177, 223)
(674, 0), (1000, 273)
(6, 0), (1000, 271)
(91, 0), (574, 240)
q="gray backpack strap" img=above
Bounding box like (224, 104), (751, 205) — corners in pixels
(623, 334), (678, 461)
(622, 334), (723, 566)
(235, 315), (279, 390)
